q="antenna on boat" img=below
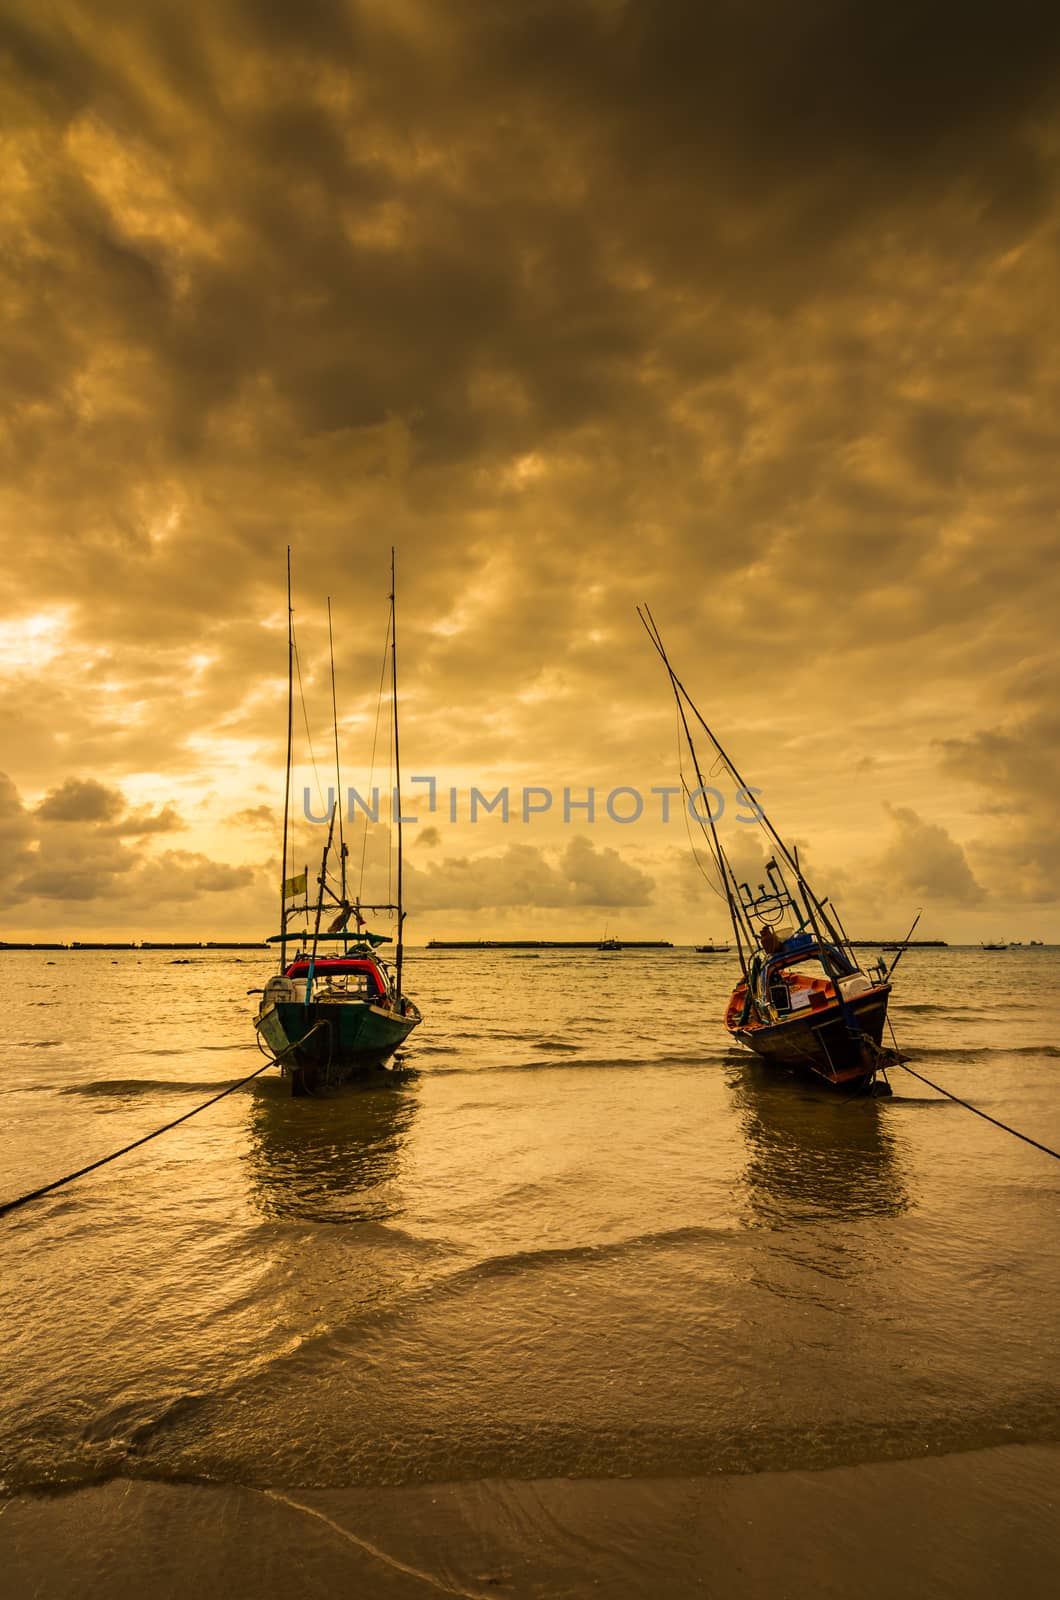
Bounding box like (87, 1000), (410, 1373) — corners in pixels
(390, 548), (405, 1004)
(638, 606), (751, 981)
(279, 548), (294, 974)
(327, 596), (349, 943)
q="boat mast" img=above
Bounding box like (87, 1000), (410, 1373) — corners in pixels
(640, 605), (851, 963)
(327, 596), (349, 946)
(279, 548), (294, 974)
(390, 549), (405, 1003)
(638, 608), (751, 981)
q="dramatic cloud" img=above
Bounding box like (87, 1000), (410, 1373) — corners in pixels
(1, 1), (1058, 938)
(0, 773), (35, 893)
(869, 805), (985, 907)
(2, 771), (258, 923)
(936, 709), (1060, 903)
(36, 777), (184, 836)
(226, 805), (276, 832)
(36, 778), (125, 824)
(405, 836), (653, 912)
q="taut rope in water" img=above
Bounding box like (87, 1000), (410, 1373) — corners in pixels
(891, 1058), (1060, 1162)
(0, 1040), (317, 1220)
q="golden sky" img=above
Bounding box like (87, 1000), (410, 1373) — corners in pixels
(2, 0), (1058, 943)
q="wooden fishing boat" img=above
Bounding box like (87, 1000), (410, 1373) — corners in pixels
(641, 608), (904, 1093)
(256, 940), (421, 1095)
(695, 940), (732, 954)
(722, 899), (891, 1088)
(253, 553), (421, 1095)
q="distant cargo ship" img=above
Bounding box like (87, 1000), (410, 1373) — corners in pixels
(426, 939), (673, 950)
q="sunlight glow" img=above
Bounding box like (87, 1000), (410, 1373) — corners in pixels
(0, 610), (74, 670)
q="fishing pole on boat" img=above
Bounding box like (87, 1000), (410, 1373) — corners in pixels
(884, 910), (922, 981)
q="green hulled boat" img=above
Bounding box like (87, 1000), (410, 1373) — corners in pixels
(256, 944), (421, 1095)
(253, 552), (422, 1095)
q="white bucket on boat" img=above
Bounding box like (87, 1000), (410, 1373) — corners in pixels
(839, 974), (871, 1000)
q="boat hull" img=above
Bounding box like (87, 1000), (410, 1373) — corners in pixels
(257, 998), (420, 1093)
(730, 986), (891, 1089)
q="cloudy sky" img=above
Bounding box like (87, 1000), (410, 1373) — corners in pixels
(2, 0), (1058, 944)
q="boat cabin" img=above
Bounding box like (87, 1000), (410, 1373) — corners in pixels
(726, 933), (870, 1027)
(283, 955), (390, 1001)
(759, 938), (853, 1010)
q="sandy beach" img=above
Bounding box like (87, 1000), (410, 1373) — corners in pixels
(4, 1444), (1059, 1599)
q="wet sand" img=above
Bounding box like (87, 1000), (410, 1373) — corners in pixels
(4, 1444), (1058, 1599)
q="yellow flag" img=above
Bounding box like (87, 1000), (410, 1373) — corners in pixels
(283, 871), (307, 899)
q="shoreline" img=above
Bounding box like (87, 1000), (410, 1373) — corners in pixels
(3, 1442), (1058, 1599)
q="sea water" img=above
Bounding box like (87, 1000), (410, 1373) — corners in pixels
(1, 946), (1058, 1595)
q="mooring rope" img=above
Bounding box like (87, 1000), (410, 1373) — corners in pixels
(0, 1023), (328, 1220)
(891, 1058), (1060, 1162)
(870, 1019), (1060, 1162)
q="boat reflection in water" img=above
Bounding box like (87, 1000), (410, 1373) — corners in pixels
(728, 1056), (910, 1227)
(244, 1070), (418, 1223)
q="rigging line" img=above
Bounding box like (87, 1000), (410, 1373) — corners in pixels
(640, 606), (750, 974)
(680, 783), (724, 891)
(677, 749), (729, 901)
(891, 1059), (1060, 1163)
(674, 704), (723, 895)
(642, 611), (809, 897)
(358, 609), (392, 902)
(0, 1059), (277, 1220)
(291, 622), (327, 818)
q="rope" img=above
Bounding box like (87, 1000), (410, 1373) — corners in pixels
(255, 1017), (334, 1095)
(892, 1059), (1060, 1162)
(0, 1058), (283, 1220)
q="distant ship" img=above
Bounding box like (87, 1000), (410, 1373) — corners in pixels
(695, 940), (732, 954)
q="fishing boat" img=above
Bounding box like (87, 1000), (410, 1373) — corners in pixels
(980, 940), (1008, 951)
(641, 608), (904, 1093)
(253, 553), (422, 1096)
(695, 940), (732, 954)
(598, 936), (623, 952)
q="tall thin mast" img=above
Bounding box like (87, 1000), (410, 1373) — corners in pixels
(641, 604), (850, 961)
(638, 608), (751, 980)
(279, 548), (294, 973)
(390, 549), (404, 1002)
(327, 597), (349, 928)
